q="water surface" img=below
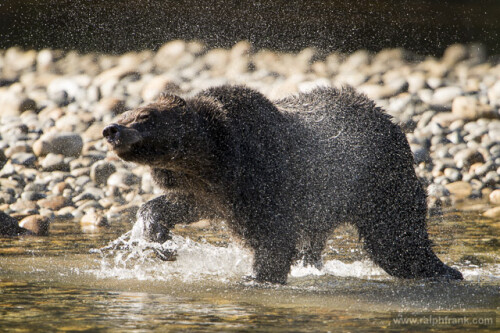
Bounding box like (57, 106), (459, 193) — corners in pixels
(0, 209), (498, 332)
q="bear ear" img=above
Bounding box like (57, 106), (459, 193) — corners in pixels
(158, 93), (186, 108)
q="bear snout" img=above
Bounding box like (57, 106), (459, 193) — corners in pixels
(103, 124), (122, 142)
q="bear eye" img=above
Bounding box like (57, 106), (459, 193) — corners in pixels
(137, 113), (150, 121)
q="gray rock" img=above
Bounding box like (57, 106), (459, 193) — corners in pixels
(90, 160), (117, 185)
(107, 170), (141, 188)
(474, 161), (495, 177)
(10, 152), (36, 166)
(41, 153), (69, 171)
(73, 187), (104, 203)
(21, 191), (46, 201)
(453, 148), (485, 169)
(410, 144), (430, 164)
(33, 132), (83, 157)
(431, 86), (463, 108)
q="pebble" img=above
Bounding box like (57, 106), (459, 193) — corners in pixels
(445, 181), (472, 201)
(90, 161), (117, 185)
(490, 189), (500, 205)
(10, 153), (37, 166)
(107, 170), (141, 188)
(37, 195), (69, 210)
(33, 132), (83, 157)
(19, 215), (50, 236)
(483, 207), (500, 219)
(431, 86), (463, 108)
(80, 210), (109, 230)
(41, 153), (69, 171)
(453, 148), (485, 169)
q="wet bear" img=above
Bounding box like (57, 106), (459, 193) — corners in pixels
(103, 85), (463, 284)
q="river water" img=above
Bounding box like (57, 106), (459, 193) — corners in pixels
(0, 209), (498, 332)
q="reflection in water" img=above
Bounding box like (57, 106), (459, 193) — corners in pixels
(0, 210), (498, 331)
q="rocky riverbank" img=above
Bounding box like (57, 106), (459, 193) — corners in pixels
(1, 41), (500, 235)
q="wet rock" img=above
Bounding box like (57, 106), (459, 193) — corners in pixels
(141, 76), (180, 102)
(37, 195), (69, 210)
(453, 148), (485, 169)
(73, 187), (104, 202)
(431, 86), (462, 109)
(442, 44), (468, 65)
(483, 206), (500, 219)
(489, 190), (500, 205)
(445, 181), (472, 200)
(9, 200), (38, 214)
(41, 153), (69, 171)
(410, 144), (430, 164)
(0, 149), (7, 170)
(474, 161), (495, 177)
(21, 191), (46, 201)
(33, 132), (83, 157)
(10, 152), (37, 166)
(107, 170), (141, 188)
(19, 215), (50, 236)
(90, 161), (117, 186)
(56, 206), (76, 219)
(95, 97), (126, 118)
(80, 210), (109, 230)
(47, 77), (81, 106)
(0, 211), (31, 236)
(452, 96), (478, 120)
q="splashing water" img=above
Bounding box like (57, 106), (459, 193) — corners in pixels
(90, 226), (254, 282)
(89, 217), (392, 283)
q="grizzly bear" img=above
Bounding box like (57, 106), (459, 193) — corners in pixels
(103, 85), (463, 284)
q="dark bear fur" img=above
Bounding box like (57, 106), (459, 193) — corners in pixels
(103, 85), (463, 284)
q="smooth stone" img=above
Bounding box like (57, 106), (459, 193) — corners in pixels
(33, 132), (83, 157)
(90, 161), (117, 186)
(442, 44), (468, 65)
(445, 181), (473, 200)
(430, 112), (460, 127)
(453, 148), (485, 169)
(10, 152), (37, 166)
(73, 188), (104, 202)
(427, 183), (450, 198)
(37, 195), (69, 210)
(431, 86), (462, 107)
(107, 170), (141, 188)
(474, 161), (495, 177)
(41, 153), (69, 171)
(483, 206), (500, 219)
(489, 190), (500, 205)
(483, 171), (500, 186)
(21, 191), (46, 201)
(452, 96), (479, 120)
(71, 167), (91, 177)
(141, 76), (180, 102)
(81, 210), (109, 229)
(56, 206), (76, 219)
(410, 144), (430, 164)
(19, 214), (50, 236)
(19, 215), (50, 236)
(95, 97), (126, 117)
(444, 168), (461, 182)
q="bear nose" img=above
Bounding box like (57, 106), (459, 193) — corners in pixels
(103, 124), (120, 140)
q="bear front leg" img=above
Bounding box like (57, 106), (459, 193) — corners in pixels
(252, 234), (296, 284)
(134, 193), (216, 243)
